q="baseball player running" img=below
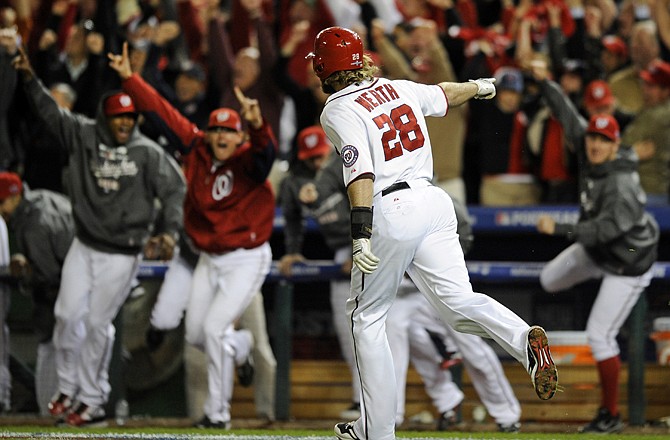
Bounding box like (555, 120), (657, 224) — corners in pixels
(306, 27), (558, 440)
(109, 42), (278, 429)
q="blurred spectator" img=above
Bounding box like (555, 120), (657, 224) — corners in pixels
(13, 47), (186, 427)
(111, 42), (278, 428)
(620, 59), (670, 205)
(0, 14), (19, 171)
(32, 19), (110, 118)
(0, 173), (74, 416)
(277, 0), (336, 88)
(18, 83), (75, 194)
(207, 1), (284, 142)
(274, 20), (329, 162)
(516, 31), (578, 203)
(609, 20), (659, 115)
(465, 66), (541, 205)
(582, 79), (634, 131)
(600, 35), (630, 78)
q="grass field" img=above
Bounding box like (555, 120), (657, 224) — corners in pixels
(1, 424), (670, 440)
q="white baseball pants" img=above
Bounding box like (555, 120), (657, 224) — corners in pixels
(540, 243), (653, 360)
(184, 243), (271, 423)
(348, 181), (531, 440)
(53, 238), (139, 407)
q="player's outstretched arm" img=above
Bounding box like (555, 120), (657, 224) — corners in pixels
(439, 78), (496, 107)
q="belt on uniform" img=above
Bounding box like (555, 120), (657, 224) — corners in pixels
(382, 181), (410, 196)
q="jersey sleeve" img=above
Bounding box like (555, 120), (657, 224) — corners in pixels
(399, 80), (448, 118)
(321, 107), (375, 187)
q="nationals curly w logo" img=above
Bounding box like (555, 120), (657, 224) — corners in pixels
(212, 170), (233, 201)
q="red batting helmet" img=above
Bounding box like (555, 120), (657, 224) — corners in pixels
(306, 27), (364, 81)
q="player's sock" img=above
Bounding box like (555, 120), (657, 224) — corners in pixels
(597, 355), (621, 416)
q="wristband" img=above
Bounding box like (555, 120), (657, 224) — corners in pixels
(351, 206), (373, 239)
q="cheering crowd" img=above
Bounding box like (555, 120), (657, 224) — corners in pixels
(1, 0), (669, 434)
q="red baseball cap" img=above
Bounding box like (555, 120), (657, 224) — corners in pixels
(297, 126), (331, 161)
(586, 114), (620, 141)
(0, 172), (22, 200)
(640, 60), (670, 88)
(207, 108), (242, 131)
(583, 80), (615, 108)
(601, 35), (627, 58)
(104, 93), (137, 117)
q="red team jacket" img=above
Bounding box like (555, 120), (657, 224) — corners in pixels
(122, 74), (277, 254)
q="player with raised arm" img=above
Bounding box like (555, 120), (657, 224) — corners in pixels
(305, 27), (559, 440)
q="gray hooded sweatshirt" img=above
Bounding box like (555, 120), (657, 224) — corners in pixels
(24, 79), (186, 254)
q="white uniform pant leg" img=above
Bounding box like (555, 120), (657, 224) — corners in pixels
(54, 238), (139, 406)
(445, 326), (521, 424)
(386, 291), (414, 426)
(186, 244), (272, 423)
(349, 187), (437, 440)
(539, 243), (602, 292)
(238, 292), (277, 420)
(407, 187), (531, 368)
(36, 341), (59, 416)
(587, 269), (653, 361)
(408, 296), (463, 415)
(150, 255), (194, 330)
(331, 246), (360, 404)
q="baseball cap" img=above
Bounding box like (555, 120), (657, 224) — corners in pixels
(583, 80), (615, 108)
(297, 126), (332, 161)
(586, 114), (620, 141)
(640, 59), (670, 88)
(0, 172), (22, 200)
(104, 93), (137, 117)
(207, 108), (242, 131)
(494, 67), (524, 93)
(601, 35), (628, 58)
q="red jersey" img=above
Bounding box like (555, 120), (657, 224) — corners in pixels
(123, 74), (277, 253)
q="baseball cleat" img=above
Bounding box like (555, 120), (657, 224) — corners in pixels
(48, 392), (72, 417)
(65, 402), (107, 427)
(334, 421), (360, 439)
(579, 407), (624, 433)
(194, 415), (231, 429)
(527, 325), (558, 400)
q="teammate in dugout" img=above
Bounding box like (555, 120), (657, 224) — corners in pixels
(108, 42), (278, 429)
(536, 114), (659, 434)
(11, 47), (186, 427)
(0, 173), (75, 416)
(305, 27), (559, 440)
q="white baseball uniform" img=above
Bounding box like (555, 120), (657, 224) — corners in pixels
(321, 77), (533, 440)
